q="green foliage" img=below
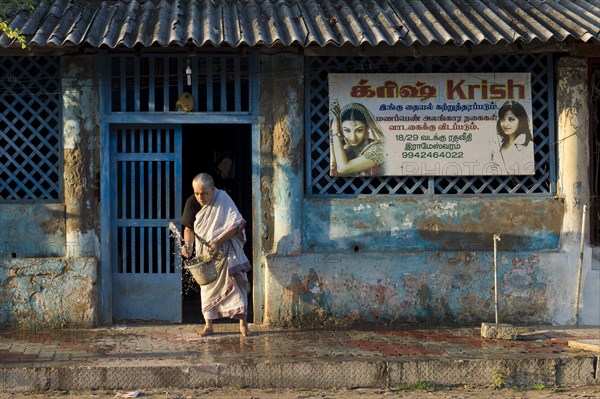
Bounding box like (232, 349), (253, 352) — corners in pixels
(391, 380), (436, 392)
(0, 0), (42, 49)
(491, 368), (507, 389)
(0, 19), (27, 48)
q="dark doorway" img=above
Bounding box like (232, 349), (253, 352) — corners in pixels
(181, 124), (253, 323)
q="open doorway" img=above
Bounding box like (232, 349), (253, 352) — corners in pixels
(181, 124), (253, 323)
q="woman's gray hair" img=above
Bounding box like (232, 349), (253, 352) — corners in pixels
(192, 173), (214, 188)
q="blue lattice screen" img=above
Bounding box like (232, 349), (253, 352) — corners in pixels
(306, 54), (556, 196)
(0, 56), (61, 201)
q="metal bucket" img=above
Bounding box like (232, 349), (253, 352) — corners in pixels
(184, 254), (218, 286)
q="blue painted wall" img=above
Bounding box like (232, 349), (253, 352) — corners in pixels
(303, 197), (563, 253)
(0, 204), (65, 259)
(264, 197), (565, 327)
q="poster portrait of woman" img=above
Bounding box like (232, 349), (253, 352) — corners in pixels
(489, 100), (535, 175)
(329, 101), (386, 176)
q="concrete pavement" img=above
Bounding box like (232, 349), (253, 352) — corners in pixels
(1, 324), (599, 392)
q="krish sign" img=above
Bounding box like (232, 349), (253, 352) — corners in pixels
(328, 73), (535, 177)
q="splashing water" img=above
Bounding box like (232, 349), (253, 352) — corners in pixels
(169, 222), (201, 296)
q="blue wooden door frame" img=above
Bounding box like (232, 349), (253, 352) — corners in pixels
(100, 121), (262, 325)
(98, 50), (263, 325)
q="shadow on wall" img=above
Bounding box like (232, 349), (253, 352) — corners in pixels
(302, 196), (564, 253)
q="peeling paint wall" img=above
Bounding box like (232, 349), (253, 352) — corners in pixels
(257, 52), (305, 322)
(0, 258), (97, 328)
(62, 56), (101, 259)
(555, 57), (597, 325)
(0, 56), (100, 329)
(265, 252), (555, 327)
(261, 55), (597, 328)
(258, 53), (304, 256)
(2, 50), (595, 329)
(303, 198), (563, 252)
(0, 204), (65, 258)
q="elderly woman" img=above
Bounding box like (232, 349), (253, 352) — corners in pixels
(182, 173), (251, 337)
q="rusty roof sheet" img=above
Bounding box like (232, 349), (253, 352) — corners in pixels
(1, 0), (599, 49)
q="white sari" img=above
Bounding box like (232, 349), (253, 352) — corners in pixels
(194, 188), (251, 320)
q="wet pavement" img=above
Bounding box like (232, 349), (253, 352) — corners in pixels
(1, 324), (599, 392)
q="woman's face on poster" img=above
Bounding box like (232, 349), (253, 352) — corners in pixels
(500, 110), (519, 136)
(342, 119), (367, 147)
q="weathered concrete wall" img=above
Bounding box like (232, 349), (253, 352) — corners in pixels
(261, 54), (596, 327)
(303, 197), (563, 252)
(556, 57), (597, 325)
(258, 52), (304, 256)
(265, 250), (575, 327)
(266, 197), (570, 327)
(0, 55), (101, 329)
(257, 52), (304, 322)
(0, 258), (97, 329)
(62, 55), (101, 259)
(0, 204), (65, 258)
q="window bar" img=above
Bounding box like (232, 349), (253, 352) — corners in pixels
(157, 158), (163, 220)
(149, 226), (154, 273)
(165, 161), (172, 273)
(148, 132), (154, 217)
(149, 57), (156, 112)
(134, 56), (140, 112)
(177, 56), (183, 111)
(234, 56), (241, 112)
(221, 56), (227, 112)
(163, 57), (169, 112)
(158, 226), (164, 274)
(120, 57), (126, 112)
(133, 226), (139, 274)
(139, 134), (145, 220)
(140, 225), (146, 274)
(124, 228), (130, 273)
(207, 56), (213, 112)
(192, 56), (199, 111)
(130, 134), (136, 218)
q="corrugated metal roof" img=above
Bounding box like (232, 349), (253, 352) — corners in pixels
(1, 0), (599, 49)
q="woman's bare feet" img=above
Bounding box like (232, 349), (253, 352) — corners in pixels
(198, 322), (214, 337)
(240, 320), (250, 337)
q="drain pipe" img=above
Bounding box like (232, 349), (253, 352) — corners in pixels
(574, 201), (589, 325)
(493, 234), (501, 324)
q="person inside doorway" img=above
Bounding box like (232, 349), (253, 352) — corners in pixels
(182, 173), (252, 337)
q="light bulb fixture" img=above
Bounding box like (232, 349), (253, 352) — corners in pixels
(185, 60), (192, 86)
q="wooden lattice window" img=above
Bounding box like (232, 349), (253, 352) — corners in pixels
(306, 54), (556, 196)
(0, 56), (61, 201)
(109, 54), (253, 113)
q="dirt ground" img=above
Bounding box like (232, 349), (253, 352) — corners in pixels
(1, 386), (599, 399)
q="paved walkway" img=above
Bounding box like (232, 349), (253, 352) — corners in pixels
(1, 324), (599, 392)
